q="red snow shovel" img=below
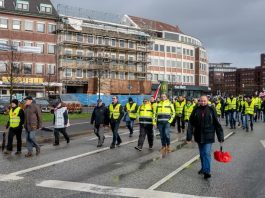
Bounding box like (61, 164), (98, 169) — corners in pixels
(214, 146), (232, 163)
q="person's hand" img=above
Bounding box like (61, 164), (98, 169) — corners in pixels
(186, 140), (192, 144)
(153, 124), (157, 129)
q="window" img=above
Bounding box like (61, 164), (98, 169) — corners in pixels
(87, 50), (94, 58)
(0, 0), (4, 8)
(159, 59), (165, 66)
(97, 37), (103, 45)
(13, 63), (20, 73)
(128, 73), (135, 80)
(154, 44), (159, 51)
(35, 64), (43, 74)
(77, 34), (83, 42)
(64, 68), (72, 77)
(40, 4), (52, 14)
(0, 18), (8, 29)
(16, 1), (29, 11)
(111, 39), (116, 47)
(119, 40), (125, 48)
(12, 20), (21, 30)
(0, 61), (7, 72)
(119, 72), (125, 80)
(128, 41), (134, 49)
(24, 21), (33, 31)
(36, 23), (45, 33)
(119, 55), (125, 64)
(76, 69), (83, 78)
(172, 47), (176, 53)
(24, 42), (32, 47)
(36, 43), (44, 53)
(166, 46), (171, 53)
(65, 49), (72, 55)
(12, 41), (20, 47)
(160, 45), (164, 52)
(47, 64), (55, 74)
(190, 50), (194, 56)
(88, 35), (94, 44)
(128, 56), (134, 65)
(111, 72), (116, 79)
(66, 33), (72, 41)
(104, 37), (109, 46)
(48, 44), (55, 54)
(23, 63), (32, 74)
(48, 24), (56, 33)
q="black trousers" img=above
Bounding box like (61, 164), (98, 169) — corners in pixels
(110, 121), (122, 145)
(137, 124), (154, 148)
(54, 128), (69, 144)
(6, 127), (22, 152)
(176, 116), (185, 133)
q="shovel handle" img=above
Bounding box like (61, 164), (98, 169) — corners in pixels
(220, 146), (223, 152)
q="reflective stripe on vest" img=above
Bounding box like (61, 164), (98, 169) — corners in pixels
(227, 98), (237, 110)
(157, 100), (174, 122)
(175, 101), (185, 115)
(126, 102), (137, 119)
(9, 107), (21, 128)
(183, 104), (194, 121)
(138, 103), (153, 124)
(109, 103), (121, 120)
(244, 101), (255, 115)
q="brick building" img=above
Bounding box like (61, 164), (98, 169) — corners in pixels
(0, 0), (58, 98)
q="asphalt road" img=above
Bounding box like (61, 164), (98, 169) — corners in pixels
(0, 120), (264, 198)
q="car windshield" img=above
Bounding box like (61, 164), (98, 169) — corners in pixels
(35, 99), (49, 105)
(60, 94), (79, 102)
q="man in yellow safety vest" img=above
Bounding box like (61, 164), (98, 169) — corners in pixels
(182, 97), (194, 130)
(4, 99), (24, 155)
(109, 96), (124, 149)
(124, 97), (138, 137)
(226, 94), (237, 129)
(242, 95), (255, 132)
(175, 96), (186, 133)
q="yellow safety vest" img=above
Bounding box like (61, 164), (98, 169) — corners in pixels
(109, 103), (121, 120)
(175, 101), (185, 116)
(156, 100), (175, 123)
(9, 107), (21, 128)
(253, 97), (262, 109)
(227, 98), (237, 110)
(137, 103), (154, 125)
(244, 101), (255, 115)
(215, 103), (222, 116)
(183, 104), (194, 121)
(126, 102), (137, 119)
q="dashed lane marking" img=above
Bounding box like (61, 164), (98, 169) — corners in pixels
(148, 132), (235, 190)
(36, 180), (219, 198)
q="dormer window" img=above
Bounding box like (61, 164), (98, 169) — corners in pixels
(0, 0), (4, 8)
(40, 4), (52, 14)
(16, 0), (29, 11)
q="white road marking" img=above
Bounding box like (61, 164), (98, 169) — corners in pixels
(148, 132), (235, 190)
(260, 140), (265, 148)
(0, 139), (138, 182)
(36, 180), (218, 198)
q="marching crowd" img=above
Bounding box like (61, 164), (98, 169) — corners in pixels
(2, 93), (265, 179)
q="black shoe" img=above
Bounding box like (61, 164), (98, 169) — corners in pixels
(116, 140), (122, 147)
(36, 147), (40, 155)
(251, 127), (253, 131)
(134, 146), (142, 151)
(97, 144), (102, 148)
(149, 146), (153, 150)
(66, 139), (70, 144)
(110, 144), (115, 149)
(102, 136), (105, 143)
(246, 128), (249, 132)
(129, 133), (133, 137)
(198, 170), (204, 175)
(53, 143), (59, 146)
(204, 173), (211, 179)
(15, 151), (22, 155)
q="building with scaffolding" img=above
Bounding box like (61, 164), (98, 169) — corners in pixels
(127, 16), (210, 97)
(56, 5), (152, 95)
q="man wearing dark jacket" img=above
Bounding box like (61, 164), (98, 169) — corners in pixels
(53, 101), (70, 146)
(4, 99), (24, 155)
(261, 97), (265, 122)
(91, 99), (109, 147)
(108, 96), (124, 149)
(187, 95), (224, 179)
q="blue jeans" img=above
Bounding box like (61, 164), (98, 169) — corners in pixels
(225, 112), (229, 126)
(198, 143), (212, 174)
(126, 120), (134, 134)
(110, 121), (121, 145)
(237, 112), (243, 126)
(157, 122), (170, 147)
(243, 114), (253, 130)
(26, 130), (39, 153)
(229, 111), (237, 127)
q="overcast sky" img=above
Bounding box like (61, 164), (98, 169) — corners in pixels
(51, 0), (265, 68)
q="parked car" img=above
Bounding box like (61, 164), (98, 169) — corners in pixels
(0, 98), (10, 114)
(34, 98), (52, 113)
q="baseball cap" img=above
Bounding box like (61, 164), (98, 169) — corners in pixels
(24, 96), (33, 100)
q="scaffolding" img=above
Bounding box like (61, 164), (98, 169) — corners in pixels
(56, 4), (152, 94)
